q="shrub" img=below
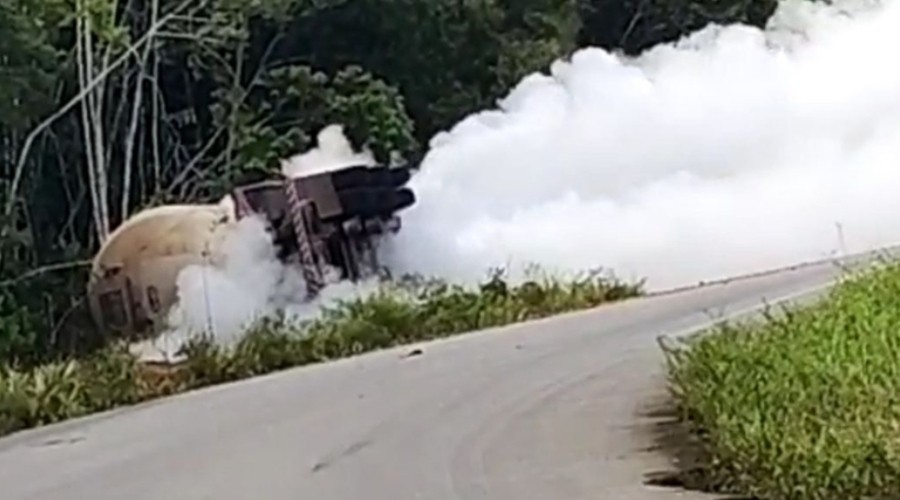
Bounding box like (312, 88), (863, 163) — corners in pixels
(0, 270), (643, 437)
(663, 259), (900, 499)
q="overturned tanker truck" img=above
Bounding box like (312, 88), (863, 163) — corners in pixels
(87, 162), (416, 340)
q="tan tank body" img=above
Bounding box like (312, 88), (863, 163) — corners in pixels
(86, 161), (418, 341)
(87, 200), (237, 339)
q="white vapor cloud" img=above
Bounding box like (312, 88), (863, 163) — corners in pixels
(382, 0), (900, 290)
(137, 0), (900, 360)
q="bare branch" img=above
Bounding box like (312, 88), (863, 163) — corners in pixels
(151, 19), (162, 196)
(165, 32), (285, 194)
(76, 10), (105, 244)
(85, 8), (112, 240)
(0, 260), (92, 288)
(122, 0), (160, 219)
(4, 0), (205, 221)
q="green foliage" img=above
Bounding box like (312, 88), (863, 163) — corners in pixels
(0, 292), (42, 362)
(0, 221), (95, 365)
(175, 268), (642, 382)
(0, 0), (69, 129)
(663, 259), (900, 499)
(221, 64), (415, 178)
(278, 0), (581, 142)
(0, 343), (146, 435)
(0, 270), (643, 436)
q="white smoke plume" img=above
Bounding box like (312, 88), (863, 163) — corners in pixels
(132, 214), (382, 362)
(280, 124), (376, 177)
(131, 127), (383, 362)
(135, 0), (900, 360)
(383, 0), (900, 290)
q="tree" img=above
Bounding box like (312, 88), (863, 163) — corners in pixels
(0, 0), (68, 131)
(576, 0), (778, 56)
(266, 0), (580, 142)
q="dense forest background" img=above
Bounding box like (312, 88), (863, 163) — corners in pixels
(0, 0), (780, 364)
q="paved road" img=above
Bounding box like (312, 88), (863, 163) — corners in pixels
(0, 251), (891, 500)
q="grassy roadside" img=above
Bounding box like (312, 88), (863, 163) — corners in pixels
(661, 258), (900, 499)
(0, 269), (643, 437)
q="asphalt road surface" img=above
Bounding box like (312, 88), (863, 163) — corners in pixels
(0, 250), (893, 500)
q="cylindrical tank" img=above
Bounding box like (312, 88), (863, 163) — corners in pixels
(87, 198), (237, 340)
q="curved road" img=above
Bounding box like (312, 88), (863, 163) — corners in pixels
(0, 250), (892, 500)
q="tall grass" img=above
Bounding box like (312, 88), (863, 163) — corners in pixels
(663, 259), (900, 499)
(0, 269), (643, 437)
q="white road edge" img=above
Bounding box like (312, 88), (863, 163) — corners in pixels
(1, 247), (897, 500)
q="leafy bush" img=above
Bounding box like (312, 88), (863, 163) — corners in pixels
(662, 259), (900, 499)
(0, 270), (643, 437)
(0, 344), (146, 435)
(0, 257), (99, 367)
(177, 268), (644, 381)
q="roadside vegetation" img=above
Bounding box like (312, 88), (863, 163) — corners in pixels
(0, 269), (642, 437)
(0, 0), (788, 439)
(662, 258), (900, 500)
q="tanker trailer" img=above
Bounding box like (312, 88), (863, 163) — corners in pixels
(87, 163), (416, 341)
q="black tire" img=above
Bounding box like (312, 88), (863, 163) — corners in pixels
(335, 187), (415, 220)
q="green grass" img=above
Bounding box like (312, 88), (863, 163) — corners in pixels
(662, 258), (900, 500)
(0, 269), (643, 437)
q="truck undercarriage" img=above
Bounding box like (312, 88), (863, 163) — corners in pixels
(87, 162), (417, 341)
(231, 163), (416, 297)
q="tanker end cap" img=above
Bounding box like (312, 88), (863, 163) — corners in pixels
(322, 163), (417, 223)
(328, 163), (414, 191)
(393, 187), (415, 212)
